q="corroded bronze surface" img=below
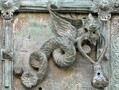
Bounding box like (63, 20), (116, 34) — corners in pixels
(12, 9), (109, 89)
(14, 4), (107, 89)
(13, 13), (98, 90)
(1, 0), (119, 90)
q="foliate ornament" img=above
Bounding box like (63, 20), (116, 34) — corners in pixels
(91, 0), (113, 21)
(0, 0), (20, 19)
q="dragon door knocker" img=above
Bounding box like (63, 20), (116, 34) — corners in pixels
(13, 3), (109, 89)
(77, 14), (108, 89)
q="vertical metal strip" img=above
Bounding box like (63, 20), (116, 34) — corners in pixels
(2, 18), (13, 90)
(0, 0), (19, 90)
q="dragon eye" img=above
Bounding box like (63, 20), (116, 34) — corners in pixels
(84, 28), (88, 32)
(93, 31), (95, 34)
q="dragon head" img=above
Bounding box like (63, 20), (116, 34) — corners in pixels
(84, 14), (101, 46)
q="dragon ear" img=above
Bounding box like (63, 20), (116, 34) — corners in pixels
(84, 14), (94, 30)
(88, 14), (95, 22)
(84, 14), (100, 30)
(48, 3), (80, 42)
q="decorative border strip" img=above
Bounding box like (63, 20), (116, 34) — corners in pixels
(14, 0), (119, 13)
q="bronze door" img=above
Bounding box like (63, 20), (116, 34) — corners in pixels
(0, 0), (119, 90)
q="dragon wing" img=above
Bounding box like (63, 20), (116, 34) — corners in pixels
(48, 4), (83, 42)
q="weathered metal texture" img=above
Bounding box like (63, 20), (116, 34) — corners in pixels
(110, 15), (119, 90)
(0, 0), (117, 90)
(12, 13), (106, 90)
(14, 0), (119, 13)
(0, 0), (118, 13)
(12, 4), (109, 88)
(48, 4), (110, 89)
(15, 6), (108, 88)
(19, 0), (94, 13)
(0, 17), (3, 89)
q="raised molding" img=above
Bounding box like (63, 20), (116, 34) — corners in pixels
(0, 0), (20, 90)
(0, 0), (117, 13)
(18, 0), (93, 13)
(16, 0), (119, 13)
